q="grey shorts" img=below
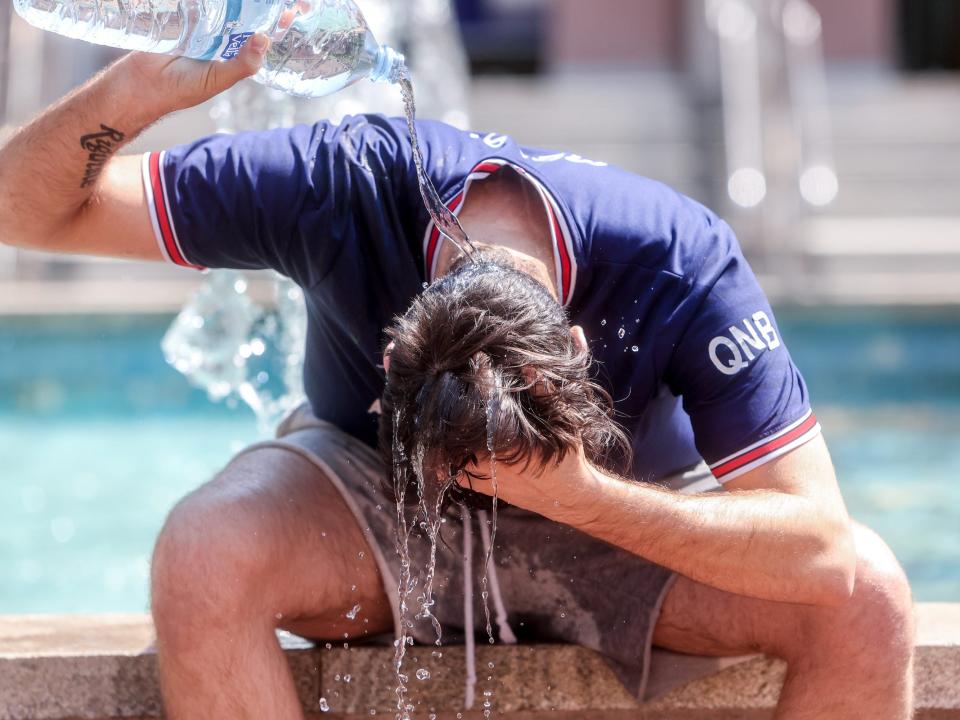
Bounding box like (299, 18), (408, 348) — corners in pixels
(266, 405), (712, 702)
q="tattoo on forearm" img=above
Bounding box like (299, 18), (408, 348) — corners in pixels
(78, 124), (125, 188)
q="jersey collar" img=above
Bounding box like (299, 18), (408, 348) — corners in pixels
(422, 158), (577, 307)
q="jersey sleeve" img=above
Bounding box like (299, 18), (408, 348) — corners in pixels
(140, 116), (408, 287)
(665, 222), (820, 483)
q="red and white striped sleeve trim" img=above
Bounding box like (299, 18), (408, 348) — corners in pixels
(141, 152), (204, 270)
(709, 409), (822, 483)
(422, 158), (577, 307)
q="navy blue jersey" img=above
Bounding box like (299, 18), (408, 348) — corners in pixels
(142, 114), (819, 482)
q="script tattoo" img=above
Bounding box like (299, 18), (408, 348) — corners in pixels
(78, 124), (126, 188)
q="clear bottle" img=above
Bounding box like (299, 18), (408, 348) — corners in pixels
(11, 0), (405, 97)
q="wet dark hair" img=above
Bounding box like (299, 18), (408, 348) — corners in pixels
(378, 249), (631, 507)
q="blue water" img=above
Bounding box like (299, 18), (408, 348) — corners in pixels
(0, 310), (958, 612)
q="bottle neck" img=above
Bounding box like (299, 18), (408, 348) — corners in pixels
(370, 44), (405, 84)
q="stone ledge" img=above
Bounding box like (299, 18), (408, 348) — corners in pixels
(1, 604), (958, 719)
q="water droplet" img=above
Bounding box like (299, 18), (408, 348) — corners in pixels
(318, 697), (330, 712)
(631, 345), (639, 352)
(618, 327), (626, 339)
(324, 642), (332, 650)
(274, 612), (283, 620)
(346, 604), (361, 620)
(358, 551), (365, 560)
(344, 674), (352, 683)
(600, 319), (607, 326)
(416, 668), (431, 680)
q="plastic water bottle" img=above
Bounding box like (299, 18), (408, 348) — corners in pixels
(12, 0), (405, 97)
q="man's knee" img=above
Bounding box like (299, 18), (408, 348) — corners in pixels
(845, 524), (915, 659)
(796, 524), (914, 667)
(150, 466), (287, 633)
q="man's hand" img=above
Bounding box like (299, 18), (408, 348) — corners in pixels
(458, 446), (603, 520)
(120, 34), (270, 116)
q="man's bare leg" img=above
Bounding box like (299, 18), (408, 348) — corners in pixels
(653, 522), (915, 719)
(150, 446), (393, 720)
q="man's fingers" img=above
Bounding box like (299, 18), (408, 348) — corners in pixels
(208, 34), (270, 90)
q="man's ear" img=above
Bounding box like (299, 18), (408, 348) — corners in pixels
(383, 340), (395, 373)
(570, 325), (589, 354)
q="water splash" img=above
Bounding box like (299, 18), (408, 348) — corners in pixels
(397, 68), (477, 263)
(413, 446), (448, 646)
(391, 410), (416, 720)
(480, 388), (500, 645)
(392, 412), (456, 719)
(162, 273), (306, 434)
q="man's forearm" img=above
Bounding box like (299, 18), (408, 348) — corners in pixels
(547, 465), (855, 606)
(0, 43), (267, 252)
(0, 57), (154, 249)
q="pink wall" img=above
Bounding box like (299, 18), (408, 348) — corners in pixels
(807, 0), (893, 60)
(545, 0), (894, 69)
(546, 0), (683, 69)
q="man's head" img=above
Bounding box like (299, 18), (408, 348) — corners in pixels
(379, 247), (630, 504)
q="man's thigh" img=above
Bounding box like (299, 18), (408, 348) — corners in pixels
(155, 440), (394, 640)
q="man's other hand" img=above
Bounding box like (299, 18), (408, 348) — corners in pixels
(458, 446), (603, 522)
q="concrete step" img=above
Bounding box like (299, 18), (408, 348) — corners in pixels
(470, 74), (694, 147)
(801, 216), (960, 266)
(1, 606), (958, 719)
(811, 180), (960, 216)
(835, 143), (960, 180)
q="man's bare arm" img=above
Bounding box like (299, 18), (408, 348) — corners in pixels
(465, 435), (856, 606)
(0, 38), (268, 259)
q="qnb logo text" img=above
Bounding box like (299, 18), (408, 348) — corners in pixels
(708, 311), (781, 376)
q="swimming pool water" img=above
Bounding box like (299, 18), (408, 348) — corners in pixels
(1, 310), (958, 612)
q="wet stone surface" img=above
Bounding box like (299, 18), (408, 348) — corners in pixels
(1, 606), (958, 719)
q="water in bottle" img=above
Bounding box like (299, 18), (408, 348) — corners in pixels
(12, 0), (405, 98)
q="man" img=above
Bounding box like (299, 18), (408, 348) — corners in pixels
(0, 38), (914, 719)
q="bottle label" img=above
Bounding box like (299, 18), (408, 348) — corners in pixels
(220, 31), (254, 59)
(195, 0), (280, 61)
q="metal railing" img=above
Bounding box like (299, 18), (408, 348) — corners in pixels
(702, 0), (836, 269)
